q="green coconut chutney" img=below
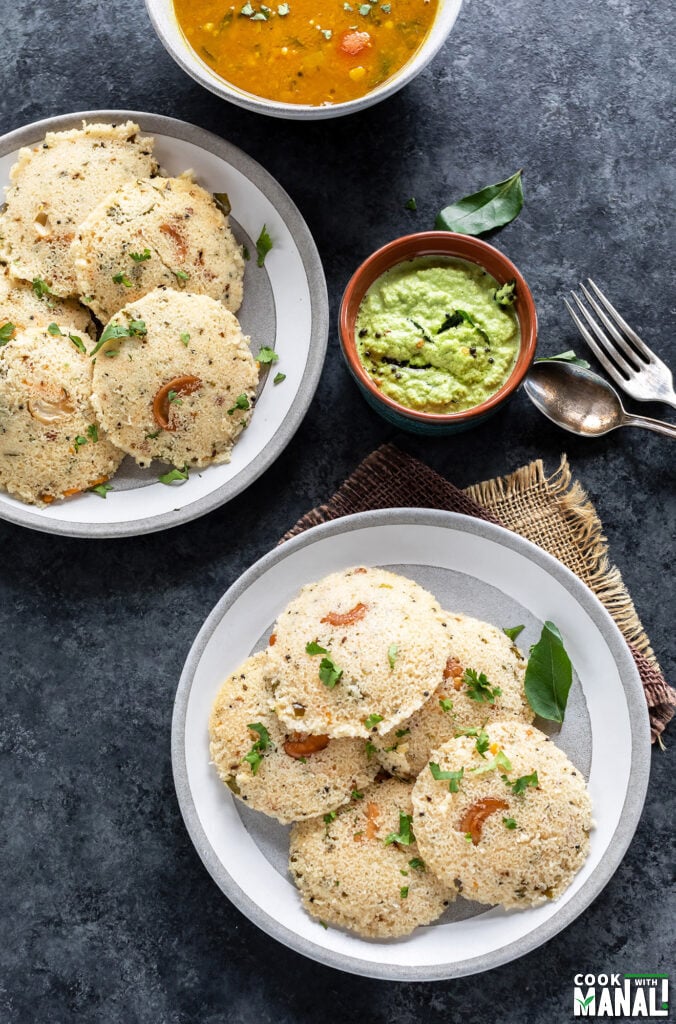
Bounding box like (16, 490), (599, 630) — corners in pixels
(355, 257), (520, 413)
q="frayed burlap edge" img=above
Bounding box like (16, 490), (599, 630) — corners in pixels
(466, 455), (675, 744)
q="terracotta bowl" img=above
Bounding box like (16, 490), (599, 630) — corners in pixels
(339, 232), (538, 435)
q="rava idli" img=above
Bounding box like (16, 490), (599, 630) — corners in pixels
(71, 176), (245, 322)
(209, 651), (377, 825)
(0, 265), (94, 337)
(269, 567), (451, 740)
(0, 326), (124, 505)
(412, 721), (593, 910)
(0, 121), (157, 298)
(289, 777), (455, 938)
(374, 613), (533, 778)
(90, 288), (258, 470)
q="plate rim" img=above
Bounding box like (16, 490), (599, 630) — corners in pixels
(171, 507), (651, 981)
(0, 109), (329, 538)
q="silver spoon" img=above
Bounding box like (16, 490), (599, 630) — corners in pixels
(524, 360), (676, 438)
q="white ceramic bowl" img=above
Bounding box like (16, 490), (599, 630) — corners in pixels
(145, 0), (463, 120)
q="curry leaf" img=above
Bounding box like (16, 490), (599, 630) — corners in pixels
(436, 170), (523, 236)
(536, 349), (591, 370)
(524, 621), (572, 722)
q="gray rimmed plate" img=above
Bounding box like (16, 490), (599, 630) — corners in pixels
(172, 509), (650, 980)
(0, 111), (328, 537)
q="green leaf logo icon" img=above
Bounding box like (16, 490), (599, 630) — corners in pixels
(576, 996), (595, 1008)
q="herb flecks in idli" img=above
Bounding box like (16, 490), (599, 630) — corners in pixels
(412, 721), (593, 909)
(90, 288), (258, 470)
(0, 327), (124, 505)
(373, 614), (534, 779)
(209, 652), (377, 824)
(289, 777), (454, 938)
(71, 176), (245, 321)
(270, 567), (451, 739)
(0, 122), (157, 297)
(0, 265), (94, 337)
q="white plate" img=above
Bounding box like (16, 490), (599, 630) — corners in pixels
(172, 509), (650, 980)
(0, 111), (328, 537)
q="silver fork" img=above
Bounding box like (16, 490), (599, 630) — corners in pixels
(564, 279), (676, 409)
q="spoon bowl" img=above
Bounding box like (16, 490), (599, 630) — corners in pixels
(523, 360), (676, 439)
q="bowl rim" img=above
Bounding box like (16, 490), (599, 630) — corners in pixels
(338, 231), (538, 424)
(145, 0), (464, 120)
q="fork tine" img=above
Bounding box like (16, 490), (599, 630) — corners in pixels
(569, 292), (635, 376)
(580, 282), (644, 368)
(586, 278), (655, 361)
(564, 296), (629, 388)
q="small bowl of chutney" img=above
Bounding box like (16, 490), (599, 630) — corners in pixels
(339, 232), (538, 435)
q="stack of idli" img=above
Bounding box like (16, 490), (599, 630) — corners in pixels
(0, 120), (258, 506)
(209, 567), (593, 939)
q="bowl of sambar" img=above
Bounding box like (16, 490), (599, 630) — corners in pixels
(146, 0), (463, 118)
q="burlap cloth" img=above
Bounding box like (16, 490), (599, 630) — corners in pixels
(282, 444), (674, 744)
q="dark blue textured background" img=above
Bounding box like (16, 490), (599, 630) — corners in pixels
(0, 0), (674, 1020)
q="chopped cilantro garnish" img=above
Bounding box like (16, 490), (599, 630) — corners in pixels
(257, 346), (279, 364)
(351, 789), (364, 800)
(502, 770), (539, 795)
(408, 858), (425, 871)
(173, 269), (190, 283)
(464, 667), (502, 704)
(319, 656), (343, 689)
(318, 920), (328, 929)
(471, 750), (512, 776)
(158, 466), (189, 484)
(180, 332), (190, 347)
(503, 624), (525, 641)
(429, 762), (464, 793)
(273, 372), (286, 385)
(89, 482), (112, 498)
(439, 697), (454, 712)
(387, 643), (398, 669)
(385, 812), (414, 846)
(395, 728), (410, 738)
(305, 641), (328, 656)
(255, 225), (273, 267)
(130, 248), (152, 262)
(365, 740), (376, 761)
(167, 389), (182, 405)
(464, 833), (473, 843)
(73, 435), (88, 452)
(494, 279), (517, 306)
(404, 196), (416, 210)
(364, 713), (383, 730)
(242, 722), (271, 776)
(32, 277), (52, 301)
(400, 886), (409, 899)
(47, 323), (62, 336)
(104, 350), (119, 357)
(146, 430), (160, 440)
(113, 272), (133, 287)
(0, 322), (16, 344)
(503, 817), (517, 829)
(242, 244), (250, 261)
(86, 424), (98, 443)
(227, 393), (251, 415)
(475, 729), (490, 756)
(323, 810), (337, 824)
(400, 869), (408, 876)
(69, 333), (87, 354)
(91, 319), (146, 356)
